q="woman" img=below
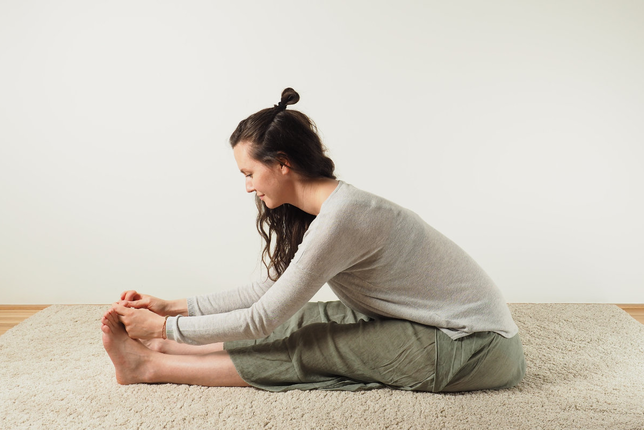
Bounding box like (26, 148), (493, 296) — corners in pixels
(102, 88), (525, 392)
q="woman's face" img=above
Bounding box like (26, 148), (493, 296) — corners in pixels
(233, 141), (289, 209)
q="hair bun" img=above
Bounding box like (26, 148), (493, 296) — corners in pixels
(275, 88), (300, 111)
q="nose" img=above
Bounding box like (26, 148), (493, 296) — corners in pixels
(245, 176), (255, 194)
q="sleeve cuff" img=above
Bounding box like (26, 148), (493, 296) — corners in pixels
(165, 315), (180, 343)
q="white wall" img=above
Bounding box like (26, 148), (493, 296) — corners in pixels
(1, 0), (642, 304)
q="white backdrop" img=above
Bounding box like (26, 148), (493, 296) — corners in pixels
(1, 1), (642, 304)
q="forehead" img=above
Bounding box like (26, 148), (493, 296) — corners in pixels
(233, 141), (259, 170)
(233, 141), (252, 163)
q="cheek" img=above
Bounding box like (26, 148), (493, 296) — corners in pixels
(256, 168), (281, 193)
(259, 172), (275, 188)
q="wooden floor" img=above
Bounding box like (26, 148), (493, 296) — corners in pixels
(0, 305), (51, 336)
(1, 304), (643, 336)
(618, 304), (644, 325)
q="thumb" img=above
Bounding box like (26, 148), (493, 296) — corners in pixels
(113, 303), (132, 316)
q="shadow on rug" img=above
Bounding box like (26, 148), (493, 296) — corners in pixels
(1, 304), (643, 429)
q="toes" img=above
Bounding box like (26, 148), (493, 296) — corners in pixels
(101, 312), (113, 331)
(101, 323), (111, 334)
(104, 309), (119, 327)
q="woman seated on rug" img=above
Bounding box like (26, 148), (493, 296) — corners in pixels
(101, 88), (526, 392)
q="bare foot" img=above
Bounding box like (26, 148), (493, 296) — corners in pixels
(101, 309), (153, 385)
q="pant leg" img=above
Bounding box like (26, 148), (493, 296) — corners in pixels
(434, 330), (526, 392)
(224, 301), (437, 392)
(223, 301), (371, 350)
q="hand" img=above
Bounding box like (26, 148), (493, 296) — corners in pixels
(119, 290), (168, 316)
(111, 303), (165, 340)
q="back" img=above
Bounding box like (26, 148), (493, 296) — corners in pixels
(296, 181), (518, 340)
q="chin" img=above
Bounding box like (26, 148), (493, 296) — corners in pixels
(263, 199), (285, 210)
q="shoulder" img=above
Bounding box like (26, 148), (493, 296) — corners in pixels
(314, 182), (405, 235)
(290, 183), (397, 270)
(322, 182), (393, 213)
(330, 182), (409, 216)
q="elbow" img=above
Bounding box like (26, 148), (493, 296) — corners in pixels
(246, 305), (282, 339)
(247, 318), (278, 339)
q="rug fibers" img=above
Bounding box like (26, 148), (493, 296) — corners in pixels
(0, 304), (643, 429)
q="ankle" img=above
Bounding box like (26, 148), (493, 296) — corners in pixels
(137, 355), (156, 384)
(151, 339), (167, 354)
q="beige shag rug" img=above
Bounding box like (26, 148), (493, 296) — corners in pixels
(1, 304), (643, 429)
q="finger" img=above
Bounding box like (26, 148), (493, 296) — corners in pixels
(112, 303), (129, 315)
(121, 290), (138, 301)
(124, 300), (146, 309)
(115, 313), (124, 325)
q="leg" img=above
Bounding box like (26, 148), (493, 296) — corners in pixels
(142, 338), (224, 355)
(225, 302), (437, 392)
(101, 309), (249, 387)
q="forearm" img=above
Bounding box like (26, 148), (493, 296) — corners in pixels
(189, 279), (275, 316)
(168, 266), (322, 344)
(165, 298), (188, 316)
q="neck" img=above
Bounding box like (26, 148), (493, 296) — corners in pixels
(289, 178), (339, 215)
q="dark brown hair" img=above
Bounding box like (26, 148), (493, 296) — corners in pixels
(229, 88), (336, 280)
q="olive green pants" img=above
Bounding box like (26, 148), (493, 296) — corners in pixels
(224, 301), (525, 392)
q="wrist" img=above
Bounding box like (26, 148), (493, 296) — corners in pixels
(165, 298), (188, 316)
(160, 315), (169, 339)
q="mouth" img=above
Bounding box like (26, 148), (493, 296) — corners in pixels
(257, 194), (265, 200)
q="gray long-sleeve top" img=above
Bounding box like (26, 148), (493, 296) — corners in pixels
(166, 181), (519, 345)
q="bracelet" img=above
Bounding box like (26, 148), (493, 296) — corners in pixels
(161, 315), (169, 340)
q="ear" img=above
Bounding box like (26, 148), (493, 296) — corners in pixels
(279, 162), (290, 175)
(276, 153), (291, 175)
